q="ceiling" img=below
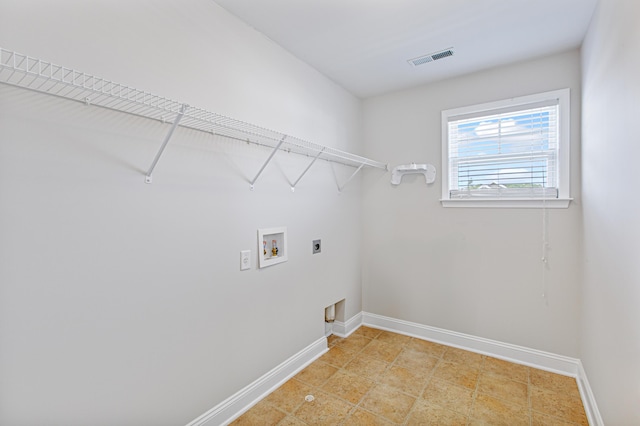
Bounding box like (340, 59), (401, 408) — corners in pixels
(212, 0), (598, 98)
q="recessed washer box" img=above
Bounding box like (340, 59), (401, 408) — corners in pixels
(258, 227), (288, 268)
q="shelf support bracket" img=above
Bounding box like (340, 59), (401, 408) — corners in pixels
(291, 148), (325, 192)
(250, 136), (286, 190)
(335, 162), (366, 193)
(145, 103), (188, 184)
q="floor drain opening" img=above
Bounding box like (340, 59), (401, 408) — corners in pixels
(304, 395), (314, 402)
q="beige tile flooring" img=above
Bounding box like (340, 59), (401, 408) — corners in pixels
(231, 327), (588, 425)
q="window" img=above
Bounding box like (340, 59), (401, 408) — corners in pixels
(441, 89), (571, 208)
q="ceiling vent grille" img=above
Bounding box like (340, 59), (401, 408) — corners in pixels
(408, 48), (454, 67)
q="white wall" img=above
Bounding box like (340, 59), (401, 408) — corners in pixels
(0, 1), (365, 425)
(581, 0), (640, 423)
(362, 51), (583, 357)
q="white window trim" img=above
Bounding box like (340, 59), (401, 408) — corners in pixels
(440, 89), (572, 209)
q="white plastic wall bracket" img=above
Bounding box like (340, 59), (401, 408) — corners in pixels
(390, 163), (436, 185)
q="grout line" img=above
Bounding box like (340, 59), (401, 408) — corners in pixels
(468, 357), (481, 426)
(335, 331), (383, 425)
(332, 333), (378, 424)
(528, 365), (533, 426)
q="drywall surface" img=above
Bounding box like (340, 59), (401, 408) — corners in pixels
(362, 51), (583, 357)
(0, 1), (364, 425)
(581, 0), (640, 423)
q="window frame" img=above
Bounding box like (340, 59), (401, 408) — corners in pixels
(440, 89), (572, 208)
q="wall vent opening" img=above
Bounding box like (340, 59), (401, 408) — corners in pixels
(408, 48), (454, 67)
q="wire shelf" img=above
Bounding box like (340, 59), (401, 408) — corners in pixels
(0, 47), (388, 178)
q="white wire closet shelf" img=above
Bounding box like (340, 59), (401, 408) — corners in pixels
(0, 47), (388, 189)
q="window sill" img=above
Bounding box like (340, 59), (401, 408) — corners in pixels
(440, 198), (572, 209)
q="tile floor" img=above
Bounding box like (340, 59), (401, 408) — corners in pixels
(230, 327), (588, 425)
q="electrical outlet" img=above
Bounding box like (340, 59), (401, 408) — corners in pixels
(240, 250), (251, 270)
(312, 239), (321, 254)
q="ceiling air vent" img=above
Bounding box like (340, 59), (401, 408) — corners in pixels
(408, 48), (454, 67)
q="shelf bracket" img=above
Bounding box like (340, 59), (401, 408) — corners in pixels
(291, 148), (325, 192)
(250, 136), (286, 190)
(145, 103), (188, 184)
(335, 162), (366, 193)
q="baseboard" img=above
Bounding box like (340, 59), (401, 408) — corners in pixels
(186, 312), (603, 426)
(577, 361), (604, 426)
(185, 336), (328, 426)
(331, 311), (362, 338)
(362, 312), (607, 425)
(362, 312), (579, 376)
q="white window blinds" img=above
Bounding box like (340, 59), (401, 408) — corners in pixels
(447, 100), (560, 199)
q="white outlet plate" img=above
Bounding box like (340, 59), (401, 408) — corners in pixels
(240, 250), (251, 271)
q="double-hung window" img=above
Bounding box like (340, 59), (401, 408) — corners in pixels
(441, 89), (571, 208)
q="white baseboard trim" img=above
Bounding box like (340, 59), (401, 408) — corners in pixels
(185, 336), (328, 426)
(577, 361), (604, 426)
(362, 312), (578, 376)
(362, 312), (604, 425)
(331, 311), (362, 338)
(187, 312), (603, 426)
